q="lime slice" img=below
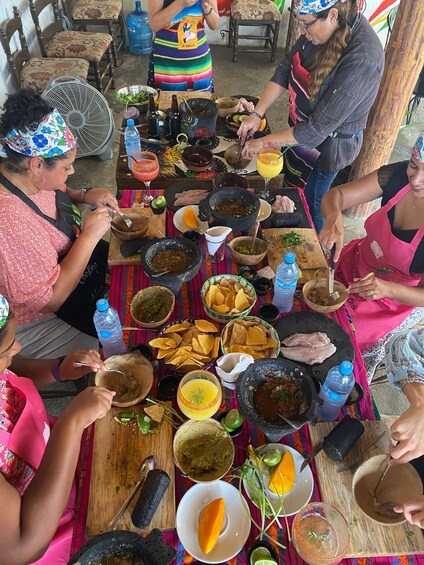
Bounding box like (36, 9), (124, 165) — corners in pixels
(262, 449), (282, 467)
(153, 195), (167, 208)
(223, 408), (243, 431)
(137, 414), (151, 434)
(250, 546), (277, 565)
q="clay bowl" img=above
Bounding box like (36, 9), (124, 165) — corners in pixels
(228, 235), (268, 266)
(181, 145), (213, 172)
(224, 142), (251, 170)
(213, 172), (248, 190)
(94, 351), (154, 408)
(173, 418), (234, 483)
(302, 278), (348, 314)
(352, 454), (422, 525)
(110, 212), (149, 241)
(216, 96), (240, 118)
(130, 286), (175, 329)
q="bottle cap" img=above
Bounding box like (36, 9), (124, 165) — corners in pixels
(96, 298), (110, 312)
(127, 118), (135, 126)
(339, 360), (353, 376)
(284, 251), (296, 264)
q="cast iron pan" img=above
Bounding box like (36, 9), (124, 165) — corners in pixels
(163, 180), (212, 212)
(68, 529), (176, 565)
(275, 311), (355, 381)
(261, 188), (310, 229)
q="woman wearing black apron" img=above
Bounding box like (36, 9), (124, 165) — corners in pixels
(0, 89), (121, 359)
(239, 0), (384, 233)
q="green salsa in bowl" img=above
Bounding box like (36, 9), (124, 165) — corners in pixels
(130, 286), (175, 328)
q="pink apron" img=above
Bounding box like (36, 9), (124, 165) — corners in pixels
(335, 183), (424, 352)
(0, 372), (76, 565)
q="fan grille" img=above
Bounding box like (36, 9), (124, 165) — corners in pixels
(43, 78), (113, 158)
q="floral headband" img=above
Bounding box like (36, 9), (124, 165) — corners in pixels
(411, 131), (424, 163)
(0, 295), (9, 330)
(1, 108), (76, 159)
(297, 0), (345, 15)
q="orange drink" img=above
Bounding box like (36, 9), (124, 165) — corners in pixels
(256, 148), (283, 201)
(177, 370), (222, 420)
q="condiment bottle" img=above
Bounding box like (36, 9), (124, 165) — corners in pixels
(147, 93), (160, 139)
(169, 94), (181, 146)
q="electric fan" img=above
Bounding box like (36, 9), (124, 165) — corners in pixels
(42, 76), (115, 160)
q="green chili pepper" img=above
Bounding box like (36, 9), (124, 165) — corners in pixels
(113, 411), (136, 425)
(137, 414), (151, 434)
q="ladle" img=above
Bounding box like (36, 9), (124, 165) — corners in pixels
(150, 269), (173, 278)
(182, 97), (193, 114)
(250, 221), (260, 252)
(73, 362), (126, 377)
(108, 455), (157, 530)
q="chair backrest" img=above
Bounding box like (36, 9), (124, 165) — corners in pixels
(0, 7), (32, 90)
(28, 0), (64, 55)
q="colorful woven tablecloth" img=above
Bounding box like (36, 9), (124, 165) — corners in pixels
(72, 188), (424, 565)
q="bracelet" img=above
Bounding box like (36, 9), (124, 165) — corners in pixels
(250, 111), (263, 120)
(203, 6), (213, 15)
(52, 356), (66, 382)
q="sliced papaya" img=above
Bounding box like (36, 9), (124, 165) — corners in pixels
(198, 497), (225, 554)
(183, 206), (199, 229)
(268, 450), (295, 495)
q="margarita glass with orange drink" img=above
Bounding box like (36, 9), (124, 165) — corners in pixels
(177, 370), (222, 420)
(256, 148), (283, 201)
(132, 151), (159, 206)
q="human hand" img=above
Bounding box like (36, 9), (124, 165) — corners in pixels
(348, 274), (390, 301)
(62, 386), (115, 430)
(83, 188), (120, 214)
(319, 214), (344, 261)
(202, 0), (213, 13)
(394, 496), (424, 528)
(238, 115), (260, 145)
(236, 98), (255, 113)
(81, 206), (111, 244)
(242, 137), (266, 160)
(58, 349), (108, 381)
(389, 404), (424, 464)
(182, 0), (197, 6)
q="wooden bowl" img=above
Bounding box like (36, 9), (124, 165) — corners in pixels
(181, 145), (213, 172)
(352, 454), (422, 525)
(94, 352), (154, 408)
(224, 142), (251, 169)
(228, 236), (268, 266)
(302, 279), (348, 314)
(110, 213), (149, 242)
(216, 96), (239, 118)
(130, 286), (175, 329)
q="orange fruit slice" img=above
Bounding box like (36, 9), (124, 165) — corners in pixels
(183, 206), (199, 229)
(268, 450), (295, 495)
(198, 497), (225, 554)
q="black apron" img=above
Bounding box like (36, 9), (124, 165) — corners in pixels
(0, 173), (107, 337)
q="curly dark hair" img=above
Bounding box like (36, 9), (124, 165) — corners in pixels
(0, 88), (69, 173)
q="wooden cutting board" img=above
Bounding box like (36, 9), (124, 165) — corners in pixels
(158, 90), (212, 112)
(108, 207), (166, 266)
(86, 404), (175, 536)
(262, 228), (328, 284)
(309, 421), (424, 558)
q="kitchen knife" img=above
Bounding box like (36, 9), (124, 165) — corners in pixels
(328, 244), (336, 296)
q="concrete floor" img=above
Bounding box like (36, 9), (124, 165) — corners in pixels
(64, 43), (424, 421)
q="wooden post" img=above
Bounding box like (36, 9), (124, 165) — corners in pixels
(345, 0), (424, 218)
(285, 0), (300, 54)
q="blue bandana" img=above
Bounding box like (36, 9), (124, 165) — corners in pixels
(0, 295), (9, 330)
(297, 0), (344, 15)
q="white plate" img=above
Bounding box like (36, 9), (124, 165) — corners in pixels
(243, 443), (313, 517)
(258, 199), (272, 222)
(173, 205), (208, 234)
(176, 480), (251, 564)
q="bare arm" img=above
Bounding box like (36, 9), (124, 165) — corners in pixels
(148, 0), (188, 33)
(0, 387), (114, 565)
(349, 274), (424, 306)
(201, 0), (219, 30)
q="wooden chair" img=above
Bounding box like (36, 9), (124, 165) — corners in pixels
(228, 0), (281, 63)
(62, 0), (125, 67)
(0, 6), (89, 93)
(28, 0), (115, 93)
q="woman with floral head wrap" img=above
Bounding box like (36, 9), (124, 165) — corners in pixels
(319, 131), (424, 353)
(238, 0), (384, 232)
(0, 294), (114, 564)
(0, 89), (122, 359)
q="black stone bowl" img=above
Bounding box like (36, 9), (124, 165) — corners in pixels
(198, 187), (260, 233)
(140, 237), (202, 295)
(68, 529), (176, 565)
(236, 358), (322, 442)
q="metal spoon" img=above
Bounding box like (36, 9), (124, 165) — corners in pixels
(150, 269), (173, 278)
(73, 362), (127, 377)
(112, 214), (133, 231)
(108, 455), (157, 530)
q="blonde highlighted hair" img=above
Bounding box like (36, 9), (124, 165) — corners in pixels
(308, 0), (358, 99)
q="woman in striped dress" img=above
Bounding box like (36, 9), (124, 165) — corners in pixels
(148, 0), (219, 92)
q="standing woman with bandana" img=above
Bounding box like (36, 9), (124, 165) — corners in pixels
(239, 0), (384, 232)
(319, 132), (424, 353)
(147, 0), (219, 92)
(0, 89), (122, 360)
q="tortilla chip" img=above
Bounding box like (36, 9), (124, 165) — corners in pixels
(198, 333), (214, 355)
(214, 290), (225, 306)
(246, 327), (268, 346)
(149, 337), (175, 348)
(225, 292), (235, 310)
(144, 404), (164, 423)
(230, 344), (256, 355)
(192, 337), (205, 355)
(230, 323), (247, 346)
(166, 332), (183, 346)
(195, 319), (218, 333)
(213, 304), (230, 314)
(162, 322), (190, 333)
(205, 285), (218, 307)
(212, 336), (220, 358)
(235, 288), (250, 312)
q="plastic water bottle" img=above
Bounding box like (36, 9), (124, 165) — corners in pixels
(272, 252), (299, 312)
(127, 1), (153, 56)
(93, 299), (126, 359)
(124, 118), (141, 171)
(317, 361), (355, 421)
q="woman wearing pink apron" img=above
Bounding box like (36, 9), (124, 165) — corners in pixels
(0, 294), (114, 565)
(320, 132), (424, 352)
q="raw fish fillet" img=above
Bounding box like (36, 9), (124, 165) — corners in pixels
(281, 343), (336, 365)
(282, 332), (330, 347)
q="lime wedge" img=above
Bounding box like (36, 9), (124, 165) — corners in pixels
(153, 195), (167, 208)
(223, 408), (243, 431)
(250, 546), (277, 565)
(262, 448), (282, 467)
